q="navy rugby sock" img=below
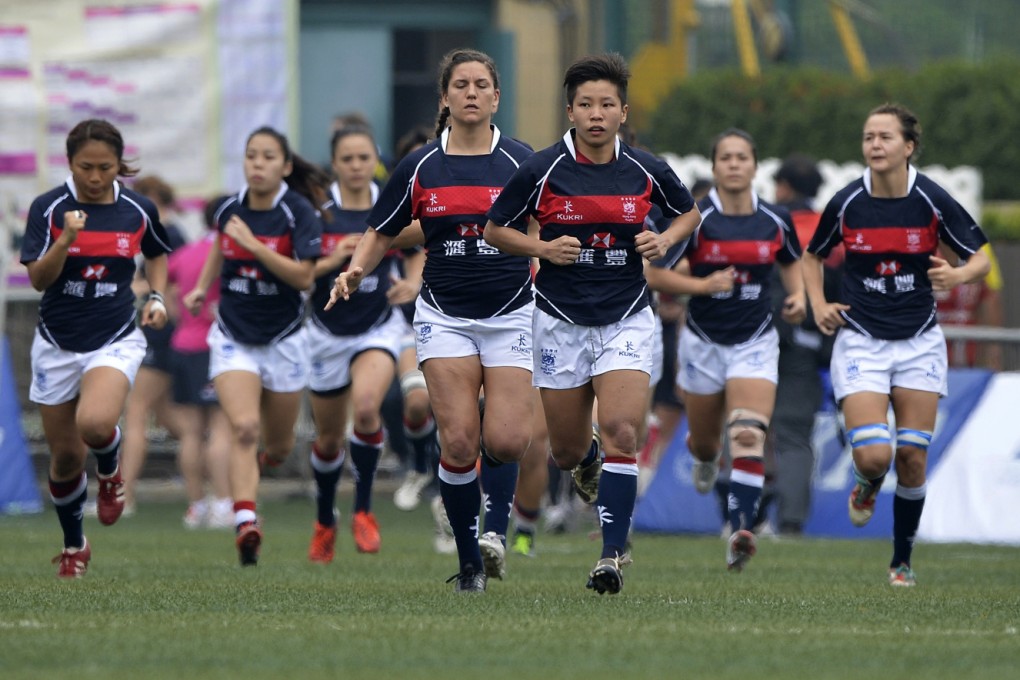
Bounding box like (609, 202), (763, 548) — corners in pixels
(349, 429), (383, 513)
(438, 460), (483, 573)
(480, 457), (518, 541)
(891, 484), (926, 568)
(596, 460), (638, 559)
(310, 443), (344, 526)
(50, 472), (87, 549)
(91, 426), (122, 477)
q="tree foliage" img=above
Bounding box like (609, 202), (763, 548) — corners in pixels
(646, 59), (1020, 202)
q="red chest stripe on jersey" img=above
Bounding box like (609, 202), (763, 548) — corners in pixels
(688, 238), (780, 266)
(537, 186), (652, 227)
(220, 233), (293, 260)
(843, 221), (938, 254)
(51, 227), (143, 258)
(413, 183), (503, 218)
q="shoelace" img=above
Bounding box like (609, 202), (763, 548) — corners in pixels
(445, 570), (481, 585)
(596, 553), (633, 572)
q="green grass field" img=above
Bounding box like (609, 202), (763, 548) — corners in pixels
(2, 492), (1018, 679)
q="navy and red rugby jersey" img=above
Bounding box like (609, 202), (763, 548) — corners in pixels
(487, 130), (696, 326)
(21, 178), (173, 353)
(311, 182), (414, 335)
(661, 188), (801, 345)
(808, 167), (987, 340)
(213, 183), (322, 345)
(368, 126), (534, 319)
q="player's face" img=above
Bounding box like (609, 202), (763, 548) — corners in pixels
(332, 133), (378, 193)
(69, 140), (120, 204)
(567, 80), (628, 155)
(244, 133), (292, 196)
(862, 113), (914, 175)
(712, 135), (756, 194)
(442, 61), (499, 128)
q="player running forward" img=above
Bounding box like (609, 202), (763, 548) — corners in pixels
(329, 49), (534, 593)
(804, 103), (989, 587)
(664, 129), (805, 571)
(483, 53), (701, 594)
(21, 119), (172, 577)
(184, 127), (323, 566)
(305, 124), (424, 561)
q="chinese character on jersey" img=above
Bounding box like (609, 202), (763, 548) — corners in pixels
(862, 277), (887, 294)
(444, 240), (467, 257)
(894, 274), (915, 293)
(605, 249), (627, 266)
(739, 283), (762, 301)
(94, 282), (118, 298)
(477, 239), (500, 255)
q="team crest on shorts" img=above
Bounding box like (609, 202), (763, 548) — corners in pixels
(540, 348), (557, 375)
(925, 361), (941, 381)
(418, 323), (433, 345)
(846, 359), (861, 383)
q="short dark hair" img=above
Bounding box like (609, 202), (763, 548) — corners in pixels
(563, 53), (630, 106)
(773, 153), (822, 199)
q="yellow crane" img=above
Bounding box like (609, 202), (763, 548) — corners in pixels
(734, 0), (871, 79)
(628, 0), (870, 125)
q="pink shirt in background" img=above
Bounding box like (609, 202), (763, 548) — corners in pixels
(168, 234), (219, 353)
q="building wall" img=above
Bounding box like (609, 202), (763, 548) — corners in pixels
(496, 0), (593, 148)
(296, 0), (601, 158)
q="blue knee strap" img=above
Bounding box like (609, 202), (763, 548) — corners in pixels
(847, 423), (891, 450)
(896, 428), (933, 452)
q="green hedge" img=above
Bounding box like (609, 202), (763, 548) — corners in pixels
(983, 202), (1020, 241)
(646, 59), (1020, 202)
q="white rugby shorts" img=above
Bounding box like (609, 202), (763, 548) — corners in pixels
(207, 324), (309, 393)
(532, 306), (654, 389)
(413, 298), (534, 370)
(307, 311), (404, 393)
(830, 326), (948, 401)
(676, 326), (779, 395)
(29, 327), (147, 405)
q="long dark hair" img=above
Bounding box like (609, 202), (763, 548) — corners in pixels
(247, 126), (329, 208)
(66, 118), (139, 177)
(433, 48), (500, 137)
